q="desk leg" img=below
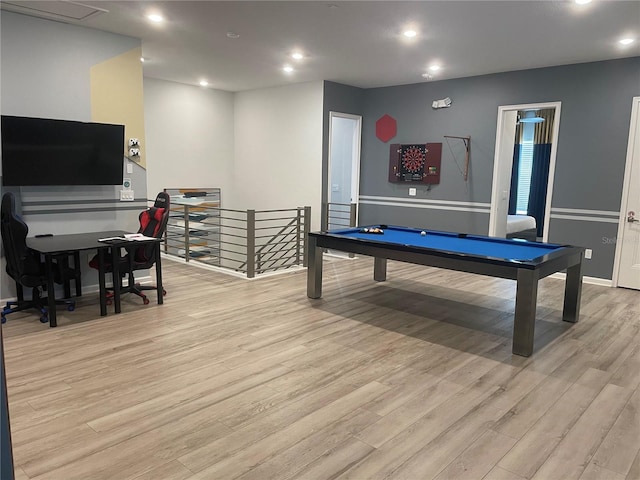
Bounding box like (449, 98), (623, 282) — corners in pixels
(61, 255), (72, 299)
(307, 237), (323, 299)
(513, 269), (538, 357)
(44, 254), (57, 328)
(98, 249), (107, 316)
(563, 256), (583, 323)
(155, 245), (163, 305)
(374, 258), (387, 282)
(111, 247), (122, 314)
(74, 251), (82, 297)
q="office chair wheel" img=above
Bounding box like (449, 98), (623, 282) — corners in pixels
(162, 288), (167, 296)
(39, 314), (48, 324)
(142, 296), (150, 305)
(1, 315), (6, 324)
(106, 298), (113, 306)
(67, 302), (75, 312)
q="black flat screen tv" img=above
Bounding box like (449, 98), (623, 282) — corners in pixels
(1, 115), (125, 186)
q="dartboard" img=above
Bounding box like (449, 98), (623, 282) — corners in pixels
(401, 146), (425, 173)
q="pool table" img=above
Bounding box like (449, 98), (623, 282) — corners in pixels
(307, 225), (585, 357)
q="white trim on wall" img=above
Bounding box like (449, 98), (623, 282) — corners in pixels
(549, 208), (620, 224)
(359, 195), (491, 214)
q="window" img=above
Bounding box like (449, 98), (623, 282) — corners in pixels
(516, 140), (534, 214)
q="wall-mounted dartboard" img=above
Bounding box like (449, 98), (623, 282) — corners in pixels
(389, 143), (442, 184)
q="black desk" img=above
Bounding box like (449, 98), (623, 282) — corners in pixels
(26, 230), (164, 327)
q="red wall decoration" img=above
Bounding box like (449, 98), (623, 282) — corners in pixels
(375, 114), (397, 143)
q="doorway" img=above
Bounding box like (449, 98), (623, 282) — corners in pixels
(489, 102), (561, 241)
(613, 96), (640, 290)
(326, 112), (361, 231)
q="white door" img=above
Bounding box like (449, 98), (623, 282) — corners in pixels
(327, 112), (361, 230)
(614, 97), (640, 290)
(489, 110), (518, 237)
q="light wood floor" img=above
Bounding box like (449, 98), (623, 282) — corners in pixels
(3, 256), (639, 480)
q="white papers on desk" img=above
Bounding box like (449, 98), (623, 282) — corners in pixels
(98, 234), (157, 243)
(124, 233), (157, 241)
(98, 236), (125, 243)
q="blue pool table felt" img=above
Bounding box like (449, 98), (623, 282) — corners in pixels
(333, 226), (562, 262)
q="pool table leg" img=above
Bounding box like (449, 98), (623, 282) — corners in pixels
(562, 256), (583, 323)
(513, 269), (539, 357)
(307, 236), (323, 299)
(374, 257), (387, 282)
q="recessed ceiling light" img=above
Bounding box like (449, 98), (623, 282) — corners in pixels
(619, 38), (635, 45)
(199, 80), (209, 87)
(574, 0), (591, 4)
(283, 65), (294, 74)
(403, 30), (417, 38)
(226, 32), (240, 39)
(291, 52), (304, 60)
(140, 57), (146, 63)
(429, 65), (441, 72)
(147, 13), (163, 23)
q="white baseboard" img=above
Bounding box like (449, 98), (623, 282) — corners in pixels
(548, 272), (613, 287)
(162, 253), (304, 280)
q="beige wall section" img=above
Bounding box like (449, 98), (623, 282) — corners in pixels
(90, 47), (146, 168)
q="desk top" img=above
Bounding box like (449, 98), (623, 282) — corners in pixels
(27, 230), (130, 254)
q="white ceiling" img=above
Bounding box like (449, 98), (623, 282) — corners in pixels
(4, 0), (640, 92)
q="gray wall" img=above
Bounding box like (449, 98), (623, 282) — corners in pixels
(1, 12), (139, 121)
(357, 57), (640, 279)
(1, 12), (146, 299)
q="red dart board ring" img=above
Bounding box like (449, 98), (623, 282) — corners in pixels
(402, 146), (425, 173)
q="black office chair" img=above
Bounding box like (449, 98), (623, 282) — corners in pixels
(89, 192), (170, 305)
(0, 193), (75, 324)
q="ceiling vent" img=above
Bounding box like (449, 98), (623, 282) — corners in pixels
(1, 1), (108, 22)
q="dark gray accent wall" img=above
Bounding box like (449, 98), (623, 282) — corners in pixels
(322, 81), (364, 206)
(356, 57), (640, 279)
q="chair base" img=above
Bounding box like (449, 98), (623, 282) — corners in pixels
(1, 288), (75, 324)
(105, 282), (167, 306)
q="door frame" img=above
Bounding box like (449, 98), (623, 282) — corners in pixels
(327, 111), (362, 227)
(488, 101), (562, 241)
(612, 96), (640, 287)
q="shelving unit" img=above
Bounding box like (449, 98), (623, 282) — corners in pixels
(163, 188), (221, 266)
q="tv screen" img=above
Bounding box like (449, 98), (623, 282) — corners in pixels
(1, 115), (125, 186)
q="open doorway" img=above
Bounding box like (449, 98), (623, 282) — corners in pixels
(325, 112), (361, 258)
(326, 112), (361, 231)
(489, 102), (561, 241)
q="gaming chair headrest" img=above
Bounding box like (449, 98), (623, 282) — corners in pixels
(153, 192), (169, 209)
(1, 192), (16, 222)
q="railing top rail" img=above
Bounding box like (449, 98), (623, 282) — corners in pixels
(255, 208), (306, 214)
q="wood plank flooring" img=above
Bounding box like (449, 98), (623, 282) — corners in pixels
(2, 255), (639, 480)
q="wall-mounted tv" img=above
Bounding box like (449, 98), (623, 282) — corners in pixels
(1, 115), (125, 186)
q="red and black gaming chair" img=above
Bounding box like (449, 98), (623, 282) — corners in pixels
(90, 192), (170, 304)
(0, 192), (75, 324)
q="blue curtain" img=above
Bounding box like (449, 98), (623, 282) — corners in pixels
(508, 144), (520, 215)
(527, 143), (552, 237)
